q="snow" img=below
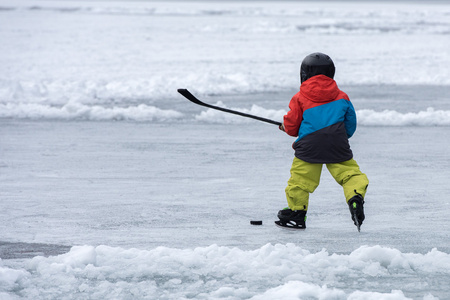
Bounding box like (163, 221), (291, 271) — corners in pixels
(4, 100), (450, 126)
(358, 108), (450, 126)
(0, 102), (183, 121)
(1, 244), (449, 299)
(1, 0), (450, 107)
(1, 0), (450, 299)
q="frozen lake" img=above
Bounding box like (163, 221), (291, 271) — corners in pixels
(2, 113), (450, 299)
(1, 0), (450, 299)
(2, 113), (450, 253)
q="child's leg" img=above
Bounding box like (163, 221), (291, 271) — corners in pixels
(285, 157), (323, 211)
(326, 159), (369, 202)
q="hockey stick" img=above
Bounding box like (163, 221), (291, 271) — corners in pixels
(177, 89), (282, 126)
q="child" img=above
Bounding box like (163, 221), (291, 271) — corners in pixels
(277, 52), (369, 230)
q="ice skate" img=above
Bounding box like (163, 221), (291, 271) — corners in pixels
(348, 195), (365, 231)
(275, 208), (306, 229)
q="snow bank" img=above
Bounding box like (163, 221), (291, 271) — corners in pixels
(0, 79), (171, 106)
(358, 108), (450, 126)
(0, 264), (28, 294)
(0, 103), (183, 122)
(3, 99), (450, 127)
(1, 244), (448, 299)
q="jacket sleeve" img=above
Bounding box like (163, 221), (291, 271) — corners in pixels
(344, 101), (357, 138)
(283, 93), (303, 137)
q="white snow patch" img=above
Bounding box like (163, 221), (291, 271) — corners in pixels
(358, 108), (450, 126)
(0, 102), (183, 122)
(1, 244), (448, 299)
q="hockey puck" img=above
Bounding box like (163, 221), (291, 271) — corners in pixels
(250, 220), (263, 225)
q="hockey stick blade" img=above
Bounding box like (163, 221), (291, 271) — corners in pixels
(177, 89), (282, 126)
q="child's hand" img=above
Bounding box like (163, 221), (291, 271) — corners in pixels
(279, 123), (285, 132)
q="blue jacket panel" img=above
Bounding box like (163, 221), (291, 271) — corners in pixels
(296, 99), (357, 142)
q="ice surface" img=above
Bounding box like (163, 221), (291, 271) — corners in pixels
(2, 119), (450, 299)
(1, 0), (450, 299)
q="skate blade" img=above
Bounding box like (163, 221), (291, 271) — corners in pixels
(274, 221), (306, 230)
(351, 211), (362, 232)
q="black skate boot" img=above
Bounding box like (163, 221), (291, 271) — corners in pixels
(275, 208), (306, 229)
(348, 195), (365, 231)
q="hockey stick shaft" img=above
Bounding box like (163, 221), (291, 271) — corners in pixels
(177, 89), (282, 126)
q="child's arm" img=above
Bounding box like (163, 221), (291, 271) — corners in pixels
(344, 101), (357, 138)
(282, 93), (303, 137)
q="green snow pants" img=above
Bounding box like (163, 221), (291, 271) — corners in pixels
(285, 157), (369, 211)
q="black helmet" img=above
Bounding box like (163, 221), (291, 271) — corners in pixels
(300, 52), (335, 83)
